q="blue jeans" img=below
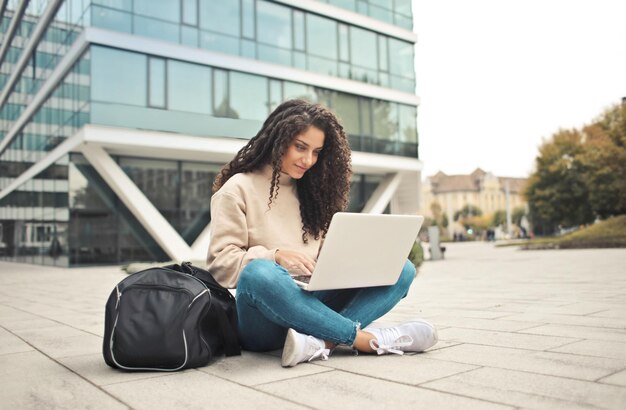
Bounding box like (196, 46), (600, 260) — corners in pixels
(235, 259), (416, 351)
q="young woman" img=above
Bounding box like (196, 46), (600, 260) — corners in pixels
(207, 99), (437, 367)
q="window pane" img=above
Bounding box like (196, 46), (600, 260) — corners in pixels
(200, 31), (239, 54)
(258, 44), (291, 66)
(120, 157), (179, 226)
(168, 61), (212, 114)
(148, 58), (165, 108)
(199, 0), (239, 37)
(378, 35), (388, 71)
(92, 0), (132, 11)
(350, 26), (377, 69)
(372, 100), (397, 140)
(331, 93), (360, 136)
(269, 79), (282, 112)
(182, 0), (198, 26)
(306, 14), (337, 60)
(181, 25), (199, 46)
(91, 46), (146, 106)
(329, 0), (356, 11)
(394, 0), (413, 16)
(257, 1), (291, 49)
(134, 0), (180, 23)
(360, 98), (372, 136)
(338, 24), (349, 62)
(293, 10), (305, 50)
(283, 81), (316, 102)
(398, 105), (417, 143)
(242, 0), (255, 39)
(229, 72), (268, 121)
(213, 69), (233, 117)
(388, 38), (414, 79)
(134, 15), (179, 43)
(91, 5), (131, 33)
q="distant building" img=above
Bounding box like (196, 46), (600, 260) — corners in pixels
(421, 168), (528, 233)
(0, 1), (421, 266)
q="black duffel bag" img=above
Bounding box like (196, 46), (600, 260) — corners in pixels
(103, 262), (240, 371)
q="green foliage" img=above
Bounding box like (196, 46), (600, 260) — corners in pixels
(526, 104), (626, 234)
(491, 210), (507, 227)
(512, 206), (526, 226)
(429, 201), (448, 235)
(516, 215), (626, 249)
(525, 129), (594, 234)
(578, 105), (626, 218)
(454, 204), (483, 221)
(408, 241), (424, 269)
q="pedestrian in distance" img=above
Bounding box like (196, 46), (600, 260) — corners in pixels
(207, 99), (437, 367)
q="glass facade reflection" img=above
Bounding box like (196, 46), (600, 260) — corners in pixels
(0, 0), (420, 266)
(86, 0), (415, 92)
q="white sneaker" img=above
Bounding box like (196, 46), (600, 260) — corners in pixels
(281, 328), (330, 367)
(363, 319), (438, 355)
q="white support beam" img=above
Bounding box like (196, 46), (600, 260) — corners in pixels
(0, 0), (63, 109)
(0, 131), (82, 201)
(190, 223), (211, 262)
(0, 0), (28, 68)
(80, 143), (193, 261)
(362, 172), (404, 214)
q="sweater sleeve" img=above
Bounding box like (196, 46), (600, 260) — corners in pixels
(207, 191), (277, 288)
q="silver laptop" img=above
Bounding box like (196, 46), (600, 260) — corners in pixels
(291, 213), (424, 291)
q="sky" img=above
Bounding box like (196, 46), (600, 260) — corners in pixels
(412, 0), (626, 179)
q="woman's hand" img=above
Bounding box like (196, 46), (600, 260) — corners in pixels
(275, 250), (316, 276)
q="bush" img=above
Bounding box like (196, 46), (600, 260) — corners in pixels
(408, 241), (424, 270)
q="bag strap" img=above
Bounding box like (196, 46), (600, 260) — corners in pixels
(178, 262), (241, 356)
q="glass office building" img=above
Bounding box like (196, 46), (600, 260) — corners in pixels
(0, 0), (422, 266)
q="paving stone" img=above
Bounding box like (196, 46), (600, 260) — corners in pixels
(518, 324), (626, 343)
(427, 315), (542, 332)
(549, 339), (626, 360)
(257, 370), (513, 409)
(437, 327), (576, 350)
(59, 353), (179, 386)
(588, 309), (626, 319)
(502, 312), (626, 329)
(599, 370), (626, 387)
(0, 350), (127, 409)
(316, 352), (478, 385)
(423, 366), (626, 410)
(488, 302), (616, 316)
(427, 343), (625, 381)
(104, 370), (304, 409)
(198, 350), (332, 386)
(12, 325), (102, 358)
(0, 316), (63, 331)
(0, 327), (33, 355)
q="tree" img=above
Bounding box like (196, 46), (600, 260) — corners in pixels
(429, 201), (448, 236)
(491, 210), (506, 227)
(512, 206), (526, 226)
(578, 104), (626, 218)
(525, 129), (594, 234)
(454, 204), (482, 221)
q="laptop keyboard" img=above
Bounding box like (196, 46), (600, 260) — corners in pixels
(291, 275), (311, 284)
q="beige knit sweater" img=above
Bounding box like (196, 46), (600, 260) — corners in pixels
(207, 165), (322, 288)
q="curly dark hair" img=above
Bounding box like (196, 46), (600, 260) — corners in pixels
(213, 99), (352, 242)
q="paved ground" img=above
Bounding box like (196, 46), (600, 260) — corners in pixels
(1, 242), (625, 409)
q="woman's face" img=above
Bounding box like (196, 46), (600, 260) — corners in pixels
(281, 126), (325, 179)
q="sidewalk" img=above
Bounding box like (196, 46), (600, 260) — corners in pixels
(1, 242), (625, 409)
